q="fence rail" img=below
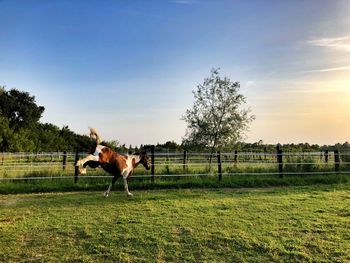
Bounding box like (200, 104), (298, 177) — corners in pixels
(0, 147), (350, 181)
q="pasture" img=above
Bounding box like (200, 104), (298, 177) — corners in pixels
(1, 184), (349, 262)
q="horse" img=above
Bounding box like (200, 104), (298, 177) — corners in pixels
(75, 128), (150, 197)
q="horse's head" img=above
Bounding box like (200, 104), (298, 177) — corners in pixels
(139, 152), (151, 170)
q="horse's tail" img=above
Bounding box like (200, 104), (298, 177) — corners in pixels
(88, 127), (102, 145)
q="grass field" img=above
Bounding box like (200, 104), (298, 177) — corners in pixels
(1, 184), (349, 262)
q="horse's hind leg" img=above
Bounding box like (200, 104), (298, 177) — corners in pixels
(76, 155), (99, 174)
(104, 175), (119, 197)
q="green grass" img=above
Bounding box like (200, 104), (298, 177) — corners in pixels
(1, 185), (349, 262)
(1, 172), (349, 194)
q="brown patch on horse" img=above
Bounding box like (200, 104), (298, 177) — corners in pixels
(97, 148), (128, 175)
(99, 148), (116, 162)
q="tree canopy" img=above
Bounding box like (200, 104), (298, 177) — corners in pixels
(182, 68), (255, 152)
(0, 87), (45, 130)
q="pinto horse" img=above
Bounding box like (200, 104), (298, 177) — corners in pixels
(76, 128), (150, 197)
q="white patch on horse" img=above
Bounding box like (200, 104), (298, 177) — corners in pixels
(76, 145), (106, 174)
(122, 155), (140, 178)
(93, 145), (106, 157)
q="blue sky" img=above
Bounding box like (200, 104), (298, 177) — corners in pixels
(1, 0), (350, 145)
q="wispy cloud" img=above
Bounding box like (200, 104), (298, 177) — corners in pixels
(302, 65), (350, 74)
(172, 0), (195, 4)
(307, 36), (350, 52)
(245, 80), (256, 87)
(291, 87), (349, 94)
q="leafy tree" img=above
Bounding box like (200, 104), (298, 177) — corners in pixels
(0, 114), (14, 151)
(0, 114), (36, 152)
(9, 128), (36, 152)
(182, 68), (254, 166)
(0, 86), (45, 130)
(163, 141), (182, 152)
(33, 123), (65, 152)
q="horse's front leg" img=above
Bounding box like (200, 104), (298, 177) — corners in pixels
(104, 174), (119, 197)
(123, 171), (133, 197)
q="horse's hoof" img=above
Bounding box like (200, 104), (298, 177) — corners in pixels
(104, 192), (109, 198)
(127, 192), (133, 197)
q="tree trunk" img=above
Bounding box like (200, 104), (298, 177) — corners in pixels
(208, 110), (226, 171)
(208, 137), (218, 171)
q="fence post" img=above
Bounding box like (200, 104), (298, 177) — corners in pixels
(74, 150), (79, 183)
(334, 149), (340, 173)
(234, 150), (238, 163)
(183, 150), (187, 174)
(166, 151), (170, 174)
(62, 151), (67, 171)
(217, 150), (222, 181)
(277, 144), (283, 178)
(325, 149), (329, 163)
(151, 145), (155, 182)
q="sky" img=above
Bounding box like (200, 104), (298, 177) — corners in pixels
(0, 0), (350, 146)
